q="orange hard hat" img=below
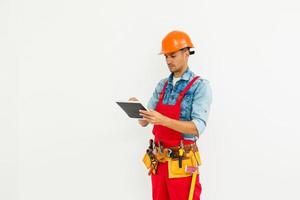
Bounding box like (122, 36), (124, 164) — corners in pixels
(159, 30), (194, 55)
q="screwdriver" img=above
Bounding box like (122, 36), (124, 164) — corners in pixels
(178, 140), (185, 168)
(158, 141), (163, 154)
(149, 139), (154, 151)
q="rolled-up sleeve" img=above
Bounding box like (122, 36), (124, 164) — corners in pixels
(191, 79), (212, 135)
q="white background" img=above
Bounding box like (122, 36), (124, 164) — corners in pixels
(1, 0), (300, 199)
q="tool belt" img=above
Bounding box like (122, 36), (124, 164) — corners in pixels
(167, 144), (198, 158)
(142, 140), (202, 178)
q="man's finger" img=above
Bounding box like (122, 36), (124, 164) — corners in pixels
(140, 113), (148, 117)
(128, 97), (138, 101)
(140, 113), (150, 118)
(142, 116), (152, 122)
(139, 110), (151, 114)
(140, 112), (152, 117)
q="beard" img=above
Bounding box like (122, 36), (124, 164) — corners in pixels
(168, 65), (179, 73)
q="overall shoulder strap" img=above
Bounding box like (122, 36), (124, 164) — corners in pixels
(158, 80), (169, 101)
(177, 76), (200, 102)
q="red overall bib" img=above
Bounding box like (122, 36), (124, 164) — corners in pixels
(151, 76), (202, 200)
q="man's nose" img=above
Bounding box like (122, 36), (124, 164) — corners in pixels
(166, 57), (172, 65)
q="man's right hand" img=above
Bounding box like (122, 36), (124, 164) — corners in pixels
(128, 97), (149, 127)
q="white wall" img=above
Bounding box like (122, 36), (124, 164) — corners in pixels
(1, 0), (300, 199)
(0, 1), (17, 199)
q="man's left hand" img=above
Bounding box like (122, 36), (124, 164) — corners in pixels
(139, 109), (168, 125)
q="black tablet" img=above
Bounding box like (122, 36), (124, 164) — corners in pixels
(116, 101), (148, 118)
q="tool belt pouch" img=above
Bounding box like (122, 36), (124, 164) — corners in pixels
(168, 151), (199, 179)
(142, 153), (151, 169)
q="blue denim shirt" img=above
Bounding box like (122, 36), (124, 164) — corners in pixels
(147, 68), (212, 141)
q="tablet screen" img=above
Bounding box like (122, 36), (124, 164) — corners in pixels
(116, 101), (148, 118)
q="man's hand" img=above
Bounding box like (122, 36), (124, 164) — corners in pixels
(128, 97), (138, 101)
(128, 97), (149, 127)
(139, 109), (168, 125)
(140, 109), (199, 136)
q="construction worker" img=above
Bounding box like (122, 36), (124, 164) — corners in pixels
(130, 30), (212, 200)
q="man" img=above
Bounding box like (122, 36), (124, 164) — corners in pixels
(130, 30), (212, 200)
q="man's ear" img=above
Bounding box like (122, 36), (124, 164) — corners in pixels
(185, 49), (190, 58)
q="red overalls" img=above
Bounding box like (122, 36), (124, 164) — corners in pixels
(151, 76), (202, 200)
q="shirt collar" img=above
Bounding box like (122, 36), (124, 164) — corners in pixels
(168, 67), (192, 84)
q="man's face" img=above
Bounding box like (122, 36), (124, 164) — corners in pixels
(164, 49), (189, 73)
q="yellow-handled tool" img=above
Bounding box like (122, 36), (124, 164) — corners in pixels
(188, 150), (199, 200)
(188, 171), (197, 200)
